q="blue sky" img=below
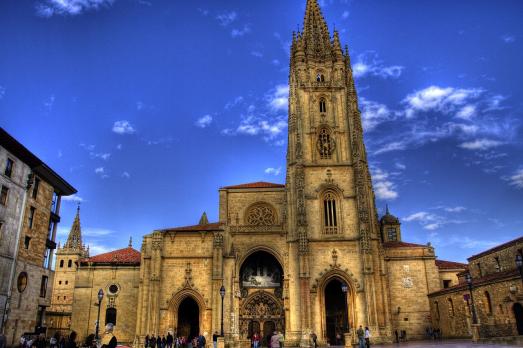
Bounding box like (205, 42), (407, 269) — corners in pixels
(1, 0), (522, 262)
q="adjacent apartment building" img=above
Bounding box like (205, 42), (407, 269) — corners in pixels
(0, 127), (76, 345)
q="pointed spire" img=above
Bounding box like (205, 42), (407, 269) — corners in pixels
(64, 204), (84, 251)
(199, 212), (209, 225)
(302, 0), (332, 58)
(386, 204), (390, 215)
(128, 236), (133, 248)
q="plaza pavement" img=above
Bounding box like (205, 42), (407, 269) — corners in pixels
(308, 341), (518, 348)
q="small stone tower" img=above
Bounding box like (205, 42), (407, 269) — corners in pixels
(47, 205), (88, 335)
(380, 205), (402, 242)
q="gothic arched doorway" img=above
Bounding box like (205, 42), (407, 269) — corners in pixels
(239, 250), (285, 342)
(177, 297), (199, 339)
(324, 278), (348, 345)
(514, 303), (523, 335)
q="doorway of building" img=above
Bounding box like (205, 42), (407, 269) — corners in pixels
(248, 321), (260, 340)
(263, 321), (275, 346)
(324, 278), (348, 345)
(177, 297), (199, 339)
(514, 303), (523, 335)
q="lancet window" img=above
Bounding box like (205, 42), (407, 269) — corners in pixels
(322, 191), (339, 234)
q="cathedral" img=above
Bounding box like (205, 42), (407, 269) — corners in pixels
(47, 1), (467, 346)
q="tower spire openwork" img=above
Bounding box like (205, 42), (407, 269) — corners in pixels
(64, 204), (85, 251)
(302, 0), (332, 58)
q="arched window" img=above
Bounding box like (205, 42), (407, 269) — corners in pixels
(447, 298), (454, 316)
(59, 260), (64, 268)
(485, 291), (493, 315)
(319, 98), (326, 113)
(316, 73), (325, 82)
(322, 191), (338, 235)
(105, 307), (117, 326)
(317, 128), (335, 159)
(68, 260), (72, 268)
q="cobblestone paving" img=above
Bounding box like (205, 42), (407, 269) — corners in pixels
(356, 340), (514, 347)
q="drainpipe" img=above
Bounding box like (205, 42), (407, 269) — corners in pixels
(1, 172), (33, 333)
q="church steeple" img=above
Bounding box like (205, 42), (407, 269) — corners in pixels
(302, 0), (332, 59)
(64, 204), (85, 251)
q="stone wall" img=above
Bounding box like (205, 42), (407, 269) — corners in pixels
(70, 264), (140, 346)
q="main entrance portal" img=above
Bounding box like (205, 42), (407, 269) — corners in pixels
(239, 251), (285, 343)
(177, 297), (199, 339)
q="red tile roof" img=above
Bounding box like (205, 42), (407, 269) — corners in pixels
(435, 259), (468, 270)
(221, 181), (285, 189)
(162, 222), (224, 232)
(468, 236), (523, 261)
(383, 241), (428, 248)
(81, 247), (141, 265)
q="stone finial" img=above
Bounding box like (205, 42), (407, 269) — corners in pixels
(129, 236), (133, 248)
(199, 212), (209, 225)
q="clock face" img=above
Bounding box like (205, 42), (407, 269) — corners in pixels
(402, 277), (413, 288)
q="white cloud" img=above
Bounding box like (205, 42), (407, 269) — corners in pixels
(360, 97), (392, 131)
(195, 114), (213, 128)
(251, 51), (263, 58)
(403, 86), (482, 118)
(395, 163), (406, 170)
(94, 167), (109, 179)
(341, 11), (349, 19)
(36, 0), (114, 17)
(116, 144), (122, 150)
(444, 206), (466, 213)
(112, 120), (136, 135)
(62, 194), (84, 203)
(352, 52), (404, 79)
(231, 25), (251, 38)
(459, 139), (503, 150)
(371, 167), (398, 200)
(404, 211), (438, 222)
(121, 171), (131, 179)
(267, 85), (289, 112)
(87, 242), (113, 255)
(91, 152), (111, 160)
(225, 96), (244, 110)
(0, 86), (6, 99)
(456, 104), (476, 120)
(501, 35), (515, 44)
(216, 11), (237, 26)
(507, 169), (523, 189)
(272, 59), (280, 66)
(374, 141), (407, 155)
(264, 167), (281, 176)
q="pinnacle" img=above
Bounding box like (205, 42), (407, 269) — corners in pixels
(199, 212), (209, 225)
(301, 0), (333, 59)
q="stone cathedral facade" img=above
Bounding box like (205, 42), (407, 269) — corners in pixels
(52, 1), (468, 347)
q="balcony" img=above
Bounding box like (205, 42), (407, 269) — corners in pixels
(46, 239), (57, 249)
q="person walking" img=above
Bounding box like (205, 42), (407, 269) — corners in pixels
(277, 331), (284, 348)
(364, 327), (371, 348)
(100, 324), (117, 348)
(310, 333), (317, 348)
(356, 326), (365, 348)
(251, 332), (260, 348)
(270, 332), (280, 348)
(66, 332), (78, 348)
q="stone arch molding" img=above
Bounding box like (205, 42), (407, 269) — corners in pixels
(167, 288), (209, 311)
(311, 250), (362, 293)
(236, 245), (285, 275)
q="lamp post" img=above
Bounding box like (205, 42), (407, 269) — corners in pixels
(516, 254), (523, 284)
(341, 283), (349, 333)
(220, 285), (225, 337)
(465, 274), (478, 325)
(95, 289), (104, 341)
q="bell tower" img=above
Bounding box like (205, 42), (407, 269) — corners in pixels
(286, 0), (390, 344)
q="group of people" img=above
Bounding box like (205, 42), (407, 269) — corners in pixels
(250, 331), (284, 348)
(425, 327), (442, 340)
(11, 323), (117, 348)
(144, 332), (206, 348)
(356, 326), (371, 348)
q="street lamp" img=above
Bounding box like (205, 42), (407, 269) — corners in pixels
(516, 254), (523, 283)
(341, 283), (349, 333)
(220, 285), (225, 337)
(465, 274), (478, 325)
(95, 289), (104, 341)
